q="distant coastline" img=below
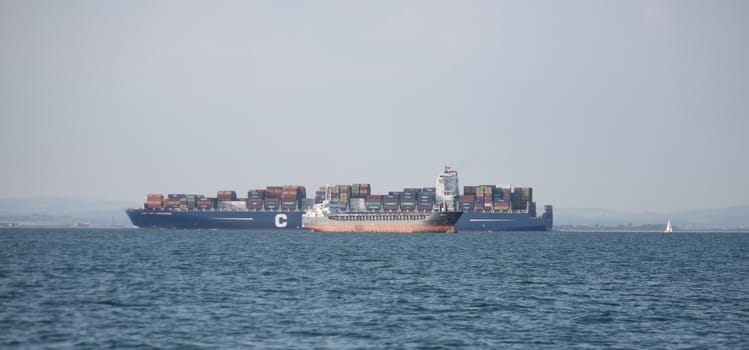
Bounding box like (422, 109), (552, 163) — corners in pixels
(555, 225), (749, 233)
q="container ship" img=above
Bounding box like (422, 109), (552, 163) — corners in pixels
(126, 167), (552, 231)
(303, 194), (461, 233)
(125, 186), (307, 230)
(308, 167), (552, 232)
(439, 167), (553, 232)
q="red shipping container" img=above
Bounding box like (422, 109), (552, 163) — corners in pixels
(458, 195), (475, 203)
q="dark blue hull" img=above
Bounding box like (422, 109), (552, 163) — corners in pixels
(126, 209), (305, 230)
(127, 209), (552, 232)
(455, 212), (552, 232)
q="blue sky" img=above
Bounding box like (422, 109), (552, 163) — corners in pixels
(1, 0), (747, 212)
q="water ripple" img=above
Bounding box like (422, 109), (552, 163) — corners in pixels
(1, 229), (748, 348)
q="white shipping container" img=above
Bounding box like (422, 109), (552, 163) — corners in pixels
(217, 201), (247, 210)
(349, 198), (366, 211)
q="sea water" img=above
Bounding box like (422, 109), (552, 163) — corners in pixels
(1, 229), (748, 349)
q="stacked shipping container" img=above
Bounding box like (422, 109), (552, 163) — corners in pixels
(145, 194), (163, 209)
(417, 192), (435, 211)
(349, 198), (366, 211)
(383, 195), (399, 211)
(158, 194), (205, 209)
(462, 185), (533, 213)
(217, 191), (237, 201)
(315, 185), (356, 204)
(351, 184), (371, 198)
(246, 189), (265, 210)
(366, 195), (383, 211)
(457, 195), (475, 211)
(142, 182), (534, 214)
(197, 198), (216, 209)
(315, 184), (436, 211)
(511, 187), (532, 211)
(313, 185), (440, 212)
(398, 191), (416, 211)
(280, 185), (305, 210)
(142, 185), (306, 212)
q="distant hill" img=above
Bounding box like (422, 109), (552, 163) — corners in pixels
(555, 206), (749, 230)
(0, 197), (133, 227)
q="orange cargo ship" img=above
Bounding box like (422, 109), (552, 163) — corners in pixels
(303, 197), (461, 233)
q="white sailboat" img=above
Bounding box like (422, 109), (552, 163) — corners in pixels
(664, 220), (673, 233)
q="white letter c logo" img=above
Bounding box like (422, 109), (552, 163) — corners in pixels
(275, 214), (288, 228)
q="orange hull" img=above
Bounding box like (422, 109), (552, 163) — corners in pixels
(304, 223), (455, 233)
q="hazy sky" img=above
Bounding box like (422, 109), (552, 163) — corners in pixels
(1, 0), (747, 212)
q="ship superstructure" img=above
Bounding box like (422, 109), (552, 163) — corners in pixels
(436, 166), (459, 211)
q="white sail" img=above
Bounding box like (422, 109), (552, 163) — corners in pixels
(664, 220), (673, 233)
